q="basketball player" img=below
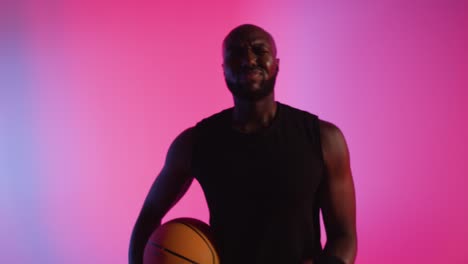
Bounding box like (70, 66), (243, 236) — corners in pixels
(129, 24), (357, 264)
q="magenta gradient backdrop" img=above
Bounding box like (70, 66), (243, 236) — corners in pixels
(1, 0), (467, 263)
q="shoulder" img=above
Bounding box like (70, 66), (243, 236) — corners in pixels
(169, 107), (231, 162)
(277, 102), (319, 125)
(319, 119), (345, 144)
(193, 108), (232, 141)
(196, 107), (232, 127)
(174, 126), (195, 144)
(318, 119), (350, 169)
(278, 102), (316, 116)
(164, 127), (195, 172)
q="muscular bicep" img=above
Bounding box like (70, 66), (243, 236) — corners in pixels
(319, 120), (356, 240)
(141, 127), (195, 219)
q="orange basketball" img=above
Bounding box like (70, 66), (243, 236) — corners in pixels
(143, 218), (220, 264)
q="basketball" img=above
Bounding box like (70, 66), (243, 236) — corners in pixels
(143, 217), (220, 264)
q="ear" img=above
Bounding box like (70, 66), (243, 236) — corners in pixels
(275, 58), (280, 73)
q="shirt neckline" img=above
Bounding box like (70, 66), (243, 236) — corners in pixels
(225, 101), (283, 138)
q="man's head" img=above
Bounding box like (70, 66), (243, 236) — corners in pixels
(222, 24), (280, 101)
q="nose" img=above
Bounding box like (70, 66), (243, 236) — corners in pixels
(241, 48), (257, 67)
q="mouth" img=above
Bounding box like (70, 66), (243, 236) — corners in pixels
(243, 67), (263, 74)
(241, 68), (264, 81)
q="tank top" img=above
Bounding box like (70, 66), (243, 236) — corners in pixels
(192, 101), (325, 264)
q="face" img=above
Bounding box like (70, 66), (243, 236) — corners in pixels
(222, 27), (279, 101)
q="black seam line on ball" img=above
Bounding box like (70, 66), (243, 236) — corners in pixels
(149, 242), (199, 264)
(180, 222), (216, 264)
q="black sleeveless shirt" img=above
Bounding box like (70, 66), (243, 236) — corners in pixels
(192, 102), (325, 263)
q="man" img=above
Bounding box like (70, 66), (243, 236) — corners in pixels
(129, 24), (357, 264)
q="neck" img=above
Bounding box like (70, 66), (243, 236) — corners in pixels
(232, 93), (277, 133)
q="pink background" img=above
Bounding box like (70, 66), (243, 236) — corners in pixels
(1, 0), (467, 263)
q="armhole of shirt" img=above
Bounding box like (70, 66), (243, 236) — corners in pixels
(313, 116), (327, 173)
(190, 121), (201, 181)
(303, 112), (327, 175)
(302, 112), (327, 255)
(303, 112), (328, 210)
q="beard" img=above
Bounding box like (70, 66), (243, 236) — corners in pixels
(225, 70), (278, 102)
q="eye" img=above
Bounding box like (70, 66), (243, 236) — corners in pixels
(226, 47), (244, 58)
(253, 47), (269, 55)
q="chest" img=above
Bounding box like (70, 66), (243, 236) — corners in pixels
(195, 131), (324, 207)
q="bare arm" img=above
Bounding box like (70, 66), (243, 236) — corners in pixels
(319, 120), (357, 264)
(128, 127), (195, 264)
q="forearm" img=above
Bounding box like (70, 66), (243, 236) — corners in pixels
(128, 209), (162, 264)
(322, 234), (357, 264)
